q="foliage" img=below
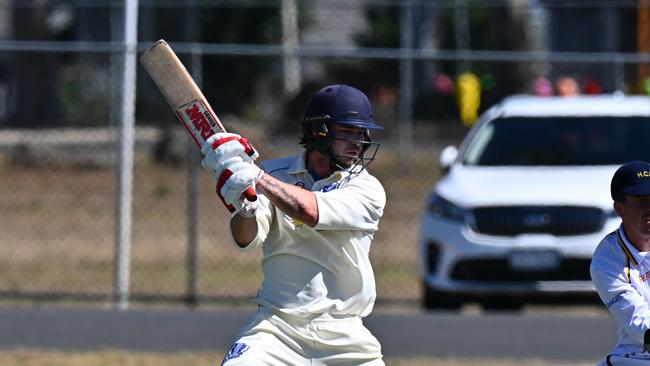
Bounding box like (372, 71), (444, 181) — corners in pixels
(57, 58), (111, 127)
(352, 3), (527, 120)
(199, 2), (310, 118)
(357, 7), (400, 49)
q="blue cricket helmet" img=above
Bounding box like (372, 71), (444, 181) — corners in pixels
(302, 84), (384, 130)
(300, 84), (382, 173)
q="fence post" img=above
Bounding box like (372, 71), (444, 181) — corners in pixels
(614, 56), (625, 93)
(281, 0), (301, 96)
(399, 0), (414, 172)
(186, 45), (203, 307)
(114, 0), (139, 310)
(454, 0), (471, 73)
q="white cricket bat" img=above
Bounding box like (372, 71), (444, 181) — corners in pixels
(140, 39), (256, 201)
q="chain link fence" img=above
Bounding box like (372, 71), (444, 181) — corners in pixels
(0, 0), (648, 308)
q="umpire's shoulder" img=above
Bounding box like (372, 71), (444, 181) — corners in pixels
(591, 230), (622, 270)
(259, 156), (294, 175)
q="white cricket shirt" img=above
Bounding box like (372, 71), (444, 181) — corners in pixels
(591, 226), (650, 359)
(234, 152), (386, 319)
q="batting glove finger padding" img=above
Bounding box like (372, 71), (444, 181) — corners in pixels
(201, 132), (238, 155)
(201, 132), (258, 166)
(211, 135), (258, 162)
(216, 162), (263, 213)
(231, 197), (258, 218)
(204, 156), (244, 182)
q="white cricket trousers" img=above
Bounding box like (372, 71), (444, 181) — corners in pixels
(220, 307), (384, 366)
(600, 354), (650, 365)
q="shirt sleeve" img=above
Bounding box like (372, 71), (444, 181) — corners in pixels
(229, 194), (274, 251)
(313, 174), (386, 231)
(591, 255), (650, 344)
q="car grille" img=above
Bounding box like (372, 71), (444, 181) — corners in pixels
(471, 206), (605, 236)
(450, 258), (591, 282)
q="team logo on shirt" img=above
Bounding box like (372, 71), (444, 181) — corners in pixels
(605, 291), (626, 309)
(641, 271), (650, 282)
(322, 182), (339, 192)
(291, 217), (305, 229)
(222, 342), (250, 363)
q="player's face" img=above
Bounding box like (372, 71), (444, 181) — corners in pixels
(616, 195), (650, 239)
(328, 125), (367, 167)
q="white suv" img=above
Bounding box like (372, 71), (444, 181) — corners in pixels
(420, 94), (650, 310)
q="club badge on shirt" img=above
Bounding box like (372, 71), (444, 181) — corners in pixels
(641, 270), (650, 282)
(321, 182), (339, 192)
(292, 218), (304, 229)
(283, 213), (305, 230)
(222, 342), (250, 363)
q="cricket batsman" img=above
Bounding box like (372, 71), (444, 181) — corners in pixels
(201, 84), (387, 365)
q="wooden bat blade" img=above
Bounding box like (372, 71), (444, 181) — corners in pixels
(140, 39), (227, 147)
(140, 39), (256, 202)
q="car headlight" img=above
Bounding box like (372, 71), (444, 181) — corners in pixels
(427, 193), (469, 223)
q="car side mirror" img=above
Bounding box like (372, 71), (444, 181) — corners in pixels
(439, 146), (458, 173)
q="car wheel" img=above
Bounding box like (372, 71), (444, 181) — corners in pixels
(422, 281), (462, 310)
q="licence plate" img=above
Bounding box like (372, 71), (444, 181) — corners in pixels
(508, 250), (560, 272)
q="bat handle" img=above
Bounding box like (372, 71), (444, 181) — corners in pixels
(244, 187), (257, 202)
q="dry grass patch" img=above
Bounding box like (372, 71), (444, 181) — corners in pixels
(0, 349), (589, 366)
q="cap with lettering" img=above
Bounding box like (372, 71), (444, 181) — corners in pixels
(611, 160), (650, 201)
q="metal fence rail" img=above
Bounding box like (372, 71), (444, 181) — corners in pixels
(0, 0), (648, 309)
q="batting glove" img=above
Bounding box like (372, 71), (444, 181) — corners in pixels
(201, 133), (258, 176)
(232, 197), (259, 218)
(208, 156), (244, 183)
(216, 161), (264, 213)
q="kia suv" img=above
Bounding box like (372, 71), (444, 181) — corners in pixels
(420, 94), (650, 310)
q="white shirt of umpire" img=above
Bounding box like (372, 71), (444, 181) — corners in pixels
(591, 226), (650, 365)
(231, 151), (386, 319)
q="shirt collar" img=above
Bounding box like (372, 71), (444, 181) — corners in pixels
(287, 151), (309, 175)
(287, 150), (363, 182)
(618, 226), (641, 267)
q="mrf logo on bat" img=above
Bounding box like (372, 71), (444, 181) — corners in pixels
(177, 99), (219, 143)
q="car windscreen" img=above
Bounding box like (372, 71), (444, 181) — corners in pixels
(462, 116), (650, 166)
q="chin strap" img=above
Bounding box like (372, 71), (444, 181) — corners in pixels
(304, 121), (380, 174)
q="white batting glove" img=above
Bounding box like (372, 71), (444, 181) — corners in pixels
(209, 156), (245, 182)
(231, 197), (259, 218)
(216, 162), (264, 215)
(201, 133), (258, 176)
(215, 161), (263, 213)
